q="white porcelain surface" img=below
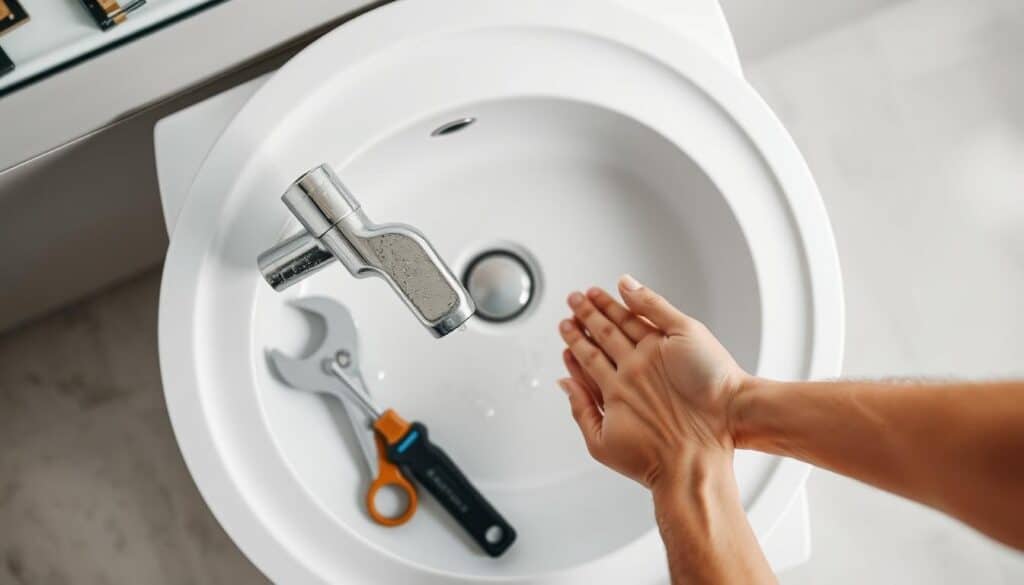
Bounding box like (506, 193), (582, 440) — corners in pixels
(158, 0), (842, 582)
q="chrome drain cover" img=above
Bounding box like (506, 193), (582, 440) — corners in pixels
(462, 250), (535, 323)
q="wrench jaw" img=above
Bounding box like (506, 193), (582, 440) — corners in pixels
(267, 348), (336, 398)
(291, 296), (360, 358)
(267, 296), (381, 478)
(266, 296), (360, 398)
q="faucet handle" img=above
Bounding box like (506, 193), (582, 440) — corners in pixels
(258, 165), (358, 291)
(283, 165), (362, 237)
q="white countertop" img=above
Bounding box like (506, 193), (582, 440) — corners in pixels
(0, 0), (221, 94)
(0, 0), (381, 172)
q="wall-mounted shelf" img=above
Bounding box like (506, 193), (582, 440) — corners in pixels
(0, 0), (223, 94)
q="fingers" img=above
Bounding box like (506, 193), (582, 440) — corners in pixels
(559, 318), (617, 387)
(618, 274), (694, 335)
(585, 287), (658, 342)
(563, 348), (603, 407)
(558, 378), (603, 457)
(567, 291), (635, 363)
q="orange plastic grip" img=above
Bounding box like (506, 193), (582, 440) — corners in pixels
(365, 434), (417, 527)
(373, 408), (412, 445)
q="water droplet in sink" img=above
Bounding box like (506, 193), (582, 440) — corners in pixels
(376, 370), (387, 381)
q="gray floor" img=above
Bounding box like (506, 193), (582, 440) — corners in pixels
(3, 0), (1024, 583)
(0, 270), (267, 585)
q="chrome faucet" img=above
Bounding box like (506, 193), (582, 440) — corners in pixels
(257, 164), (475, 337)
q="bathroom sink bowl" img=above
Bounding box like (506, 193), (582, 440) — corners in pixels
(158, 0), (843, 582)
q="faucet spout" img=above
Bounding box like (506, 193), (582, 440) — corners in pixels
(257, 164), (475, 337)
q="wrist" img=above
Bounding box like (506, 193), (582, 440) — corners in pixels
(650, 449), (738, 512)
(650, 452), (755, 565)
(649, 448), (776, 584)
(729, 375), (774, 451)
(730, 376), (797, 455)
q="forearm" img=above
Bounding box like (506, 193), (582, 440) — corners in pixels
(652, 453), (776, 585)
(732, 378), (1024, 549)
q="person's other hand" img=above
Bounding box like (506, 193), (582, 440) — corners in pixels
(556, 275), (750, 492)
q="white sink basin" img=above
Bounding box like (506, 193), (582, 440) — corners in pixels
(157, 0), (843, 582)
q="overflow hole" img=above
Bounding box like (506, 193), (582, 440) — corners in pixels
(431, 117), (476, 137)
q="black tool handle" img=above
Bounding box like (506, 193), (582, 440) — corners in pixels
(387, 422), (516, 557)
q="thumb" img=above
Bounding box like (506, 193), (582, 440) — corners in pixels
(559, 378), (603, 458)
(617, 274), (694, 334)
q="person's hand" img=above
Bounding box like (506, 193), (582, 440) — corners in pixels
(556, 274), (751, 493)
(557, 275), (777, 584)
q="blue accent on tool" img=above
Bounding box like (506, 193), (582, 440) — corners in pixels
(396, 430), (420, 454)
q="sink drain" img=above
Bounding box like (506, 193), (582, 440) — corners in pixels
(462, 247), (538, 323)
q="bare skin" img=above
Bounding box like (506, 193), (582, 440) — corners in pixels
(556, 274), (1024, 584)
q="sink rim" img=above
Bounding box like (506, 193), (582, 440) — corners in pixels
(158, 0), (844, 583)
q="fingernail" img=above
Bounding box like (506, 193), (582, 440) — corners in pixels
(568, 292), (584, 307)
(620, 274), (642, 291)
(559, 319), (574, 333)
(586, 287), (601, 299)
(557, 379), (571, 394)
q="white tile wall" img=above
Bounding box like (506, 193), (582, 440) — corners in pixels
(721, 0), (902, 60)
(736, 0), (1024, 581)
